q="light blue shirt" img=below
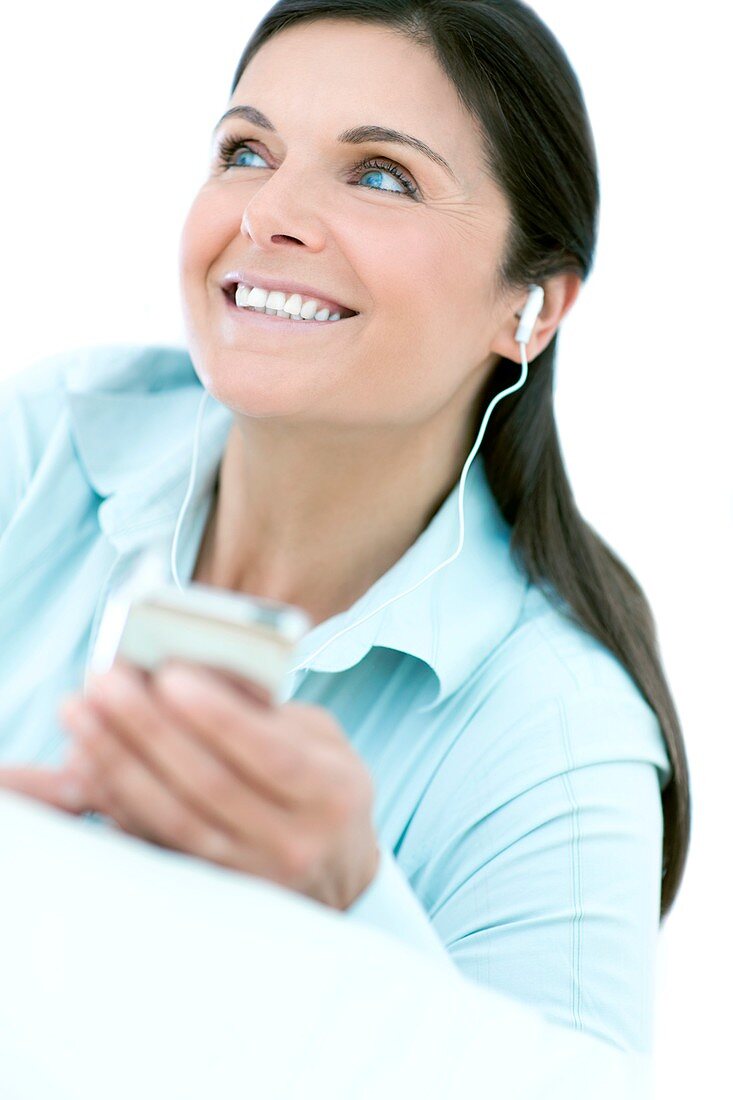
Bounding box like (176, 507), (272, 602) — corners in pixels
(0, 343), (671, 1053)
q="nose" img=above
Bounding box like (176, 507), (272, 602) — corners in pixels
(247, 226), (304, 247)
(238, 159), (329, 254)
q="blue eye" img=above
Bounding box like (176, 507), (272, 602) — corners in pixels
(352, 159), (417, 197)
(214, 136), (419, 199)
(218, 140), (267, 169)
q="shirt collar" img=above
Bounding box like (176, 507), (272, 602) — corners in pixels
(66, 345), (529, 713)
(294, 454), (530, 711)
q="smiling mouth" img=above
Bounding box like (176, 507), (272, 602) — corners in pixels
(221, 284), (359, 322)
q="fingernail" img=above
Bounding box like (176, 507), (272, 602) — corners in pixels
(60, 780), (85, 810)
(157, 664), (197, 695)
(63, 701), (96, 741)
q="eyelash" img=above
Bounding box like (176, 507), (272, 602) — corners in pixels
(214, 135), (419, 199)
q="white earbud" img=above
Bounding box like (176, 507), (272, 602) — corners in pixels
(171, 283), (546, 681)
(515, 283), (544, 345)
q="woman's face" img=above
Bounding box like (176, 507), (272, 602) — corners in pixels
(179, 18), (515, 428)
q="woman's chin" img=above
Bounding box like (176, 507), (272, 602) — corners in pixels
(195, 358), (322, 421)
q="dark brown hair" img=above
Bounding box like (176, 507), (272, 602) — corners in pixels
(228, 0), (690, 918)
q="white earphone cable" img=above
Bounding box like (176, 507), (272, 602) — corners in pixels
(171, 285), (543, 675)
(170, 387), (210, 592)
(287, 341), (529, 673)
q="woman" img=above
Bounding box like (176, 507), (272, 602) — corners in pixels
(0, 0), (689, 1055)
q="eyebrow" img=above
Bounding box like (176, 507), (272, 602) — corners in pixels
(211, 104), (459, 185)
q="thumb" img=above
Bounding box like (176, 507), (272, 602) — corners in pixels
(0, 766), (89, 814)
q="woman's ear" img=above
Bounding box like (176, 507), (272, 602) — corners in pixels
(490, 272), (582, 364)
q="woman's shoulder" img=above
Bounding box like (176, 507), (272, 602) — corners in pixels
(506, 581), (653, 706)
(1, 342), (195, 410)
(444, 580), (672, 794)
(0, 343), (196, 531)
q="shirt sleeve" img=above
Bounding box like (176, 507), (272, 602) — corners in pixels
(0, 352), (77, 537)
(405, 688), (671, 1055)
(345, 844), (454, 968)
(0, 372), (28, 535)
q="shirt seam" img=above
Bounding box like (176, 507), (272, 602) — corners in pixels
(0, 524), (90, 598)
(557, 694), (584, 1034)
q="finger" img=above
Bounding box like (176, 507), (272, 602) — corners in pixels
(64, 705), (170, 840)
(62, 745), (119, 818)
(151, 663), (325, 807)
(67, 739), (204, 848)
(67, 699), (266, 871)
(0, 765), (90, 814)
(77, 670), (295, 852)
(201, 665), (273, 708)
(114, 657), (271, 709)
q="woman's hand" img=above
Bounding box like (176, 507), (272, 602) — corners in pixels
(52, 658), (380, 911)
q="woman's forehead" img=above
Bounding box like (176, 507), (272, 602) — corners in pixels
(234, 20), (474, 141)
(229, 25), (496, 201)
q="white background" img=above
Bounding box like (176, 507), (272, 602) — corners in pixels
(1, 2), (730, 1094)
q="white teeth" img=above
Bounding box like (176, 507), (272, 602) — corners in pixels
(247, 287), (269, 309)
(283, 293), (302, 316)
(232, 283), (348, 322)
(266, 290), (287, 311)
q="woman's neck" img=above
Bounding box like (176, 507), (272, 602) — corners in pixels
(190, 399), (480, 625)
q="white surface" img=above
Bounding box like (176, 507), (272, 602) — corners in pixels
(0, 791), (649, 1099)
(0, 3), (729, 1095)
